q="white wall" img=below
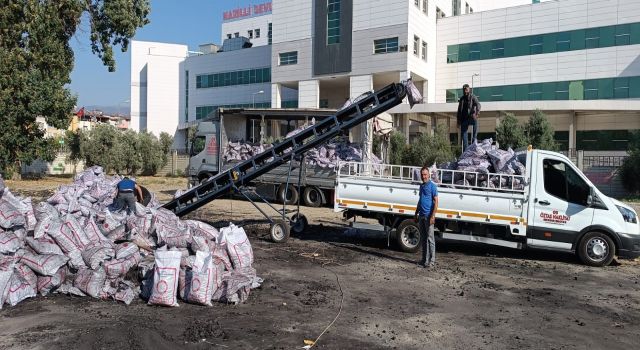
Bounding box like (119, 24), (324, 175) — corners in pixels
(184, 45), (272, 123)
(435, 0), (640, 102)
(221, 14), (272, 47)
(130, 41), (187, 136)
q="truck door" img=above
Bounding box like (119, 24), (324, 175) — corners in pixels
(529, 155), (594, 250)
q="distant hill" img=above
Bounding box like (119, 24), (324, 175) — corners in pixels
(83, 105), (129, 116)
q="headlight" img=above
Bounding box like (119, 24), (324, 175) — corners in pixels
(616, 205), (638, 224)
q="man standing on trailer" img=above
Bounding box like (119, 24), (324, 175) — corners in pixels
(456, 83), (481, 151)
(415, 166), (439, 268)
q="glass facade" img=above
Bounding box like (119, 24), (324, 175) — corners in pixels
(268, 23), (272, 45)
(281, 100), (299, 108)
(196, 67), (271, 89)
(327, 0), (341, 45)
(195, 102), (271, 120)
(279, 51), (298, 65)
(447, 22), (640, 63)
(445, 76), (640, 102)
(577, 130), (633, 151)
(374, 37), (399, 54)
(184, 70), (189, 122)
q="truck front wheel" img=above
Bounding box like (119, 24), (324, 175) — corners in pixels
(396, 219), (422, 253)
(577, 231), (615, 267)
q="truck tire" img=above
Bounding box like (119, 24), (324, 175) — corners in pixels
(198, 172), (214, 185)
(270, 219), (290, 243)
(577, 231), (615, 267)
(277, 185), (299, 205)
(291, 213), (308, 235)
(396, 219), (422, 253)
(303, 187), (323, 207)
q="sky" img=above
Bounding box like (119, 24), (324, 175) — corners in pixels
(69, 0), (254, 109)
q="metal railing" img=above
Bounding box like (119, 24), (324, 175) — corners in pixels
(337, 161), (527, 193)
(583, 156), (628, 168)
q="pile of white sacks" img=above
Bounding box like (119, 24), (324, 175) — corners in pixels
(430, 138), (527, 190)
(0, 166), (261, 308)
(223, 123), (382, 168)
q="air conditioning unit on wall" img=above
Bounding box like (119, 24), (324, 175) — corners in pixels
(399, 45), (408, 52)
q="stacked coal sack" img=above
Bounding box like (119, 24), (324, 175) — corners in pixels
(430, 138), (527, 190)
(0, 167), (261, 308)
(223, 124), (382, 168)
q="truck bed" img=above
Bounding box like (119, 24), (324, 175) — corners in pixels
(334, 162), (530, 236)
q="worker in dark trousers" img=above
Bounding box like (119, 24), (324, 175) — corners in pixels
(415, 166), (439, 268)
(115, 176), (143, 215)
(456, 83), (481, 151)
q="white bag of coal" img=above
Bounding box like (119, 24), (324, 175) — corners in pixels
(74, 267), (107, 298)
(148, 249), (182, 307)
(0, 231), (23, 254)
(19, 250), (69, 276)
(220, 224), (253, 269)
(37, 266), (67, 296)
(7, 270), (37, 306)
(181, 250), (216, 306)
(25, 236), (64, 256)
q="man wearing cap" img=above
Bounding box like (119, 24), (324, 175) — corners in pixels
(456, 83), (481, 151)
(115, 176), (143, 215)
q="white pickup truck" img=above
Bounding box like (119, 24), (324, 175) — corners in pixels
(334, 148), (640, 266)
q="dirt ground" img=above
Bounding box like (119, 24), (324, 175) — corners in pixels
(1, 176), (639, 350)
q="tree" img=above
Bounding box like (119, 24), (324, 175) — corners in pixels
(496, 112), (527, 150)
(0, 0), (150, 178)
(137, 132), (165, 175)
(114, 129), (142, 174)
(389, 131), (407, 165)
(404, 124), (454, 166)
(525, 109), (558, 151)
(619, 131), (640, 194)
(159, 132), (174, 164)
(80, 124), (121, 173)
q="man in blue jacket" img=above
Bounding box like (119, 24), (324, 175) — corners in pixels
(415, 166), (439, 268)
(115, 176), (144, 215)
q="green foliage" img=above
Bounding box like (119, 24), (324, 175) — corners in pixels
(159, 132), (174, 164)
(525, 109), (558, 151)
(496, 112), (528, 149)
(0, 0), (150, 177)
(389, 131), (407, 165)
(403, 124), (455, 166)
(620, 131), (640, 194)
(75, 125), (168, 175)
(372, 135), (381, 157)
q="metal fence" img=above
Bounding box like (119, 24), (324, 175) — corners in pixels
(582, 155), (628, 168)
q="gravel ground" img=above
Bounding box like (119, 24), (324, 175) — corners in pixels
(1, 176), (639, 349)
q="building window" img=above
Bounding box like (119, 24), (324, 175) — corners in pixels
(614, 77), (629, 98)
(615, 24), (631, 46)
(422, 0), (428, 14)
(319, 99), (329, 108)
(491, 40), (504, 58)
(585, 27), (600, 48)
(248, 30), (253, 39)
(421, 41), (427, 61)
(279, 51), (298, 65)
(445, 76), (640, 103)
(226, 34), (232, 39)
(234, 32), (239, 38)
(327, 0), (341, 44)
(268, 23), (272, 45)
(414, 0), (419, 7)
(413, 35), (420, 56)
(255, 28), (261, 38)
(196, 67), (271, 88)
(465, 2), (469, 14)
(185, 70), (189, 122)
(470, 7), (473, 13)
(556, 32), (570, 51)
(373, 37), (399, 54)
(436, 7), (444, 18)
(469, 42), (480, 60)
(452, 0), (461, 16)
(529, 35), (543, 54)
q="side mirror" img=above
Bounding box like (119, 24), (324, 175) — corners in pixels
(587, 187), (595, 206)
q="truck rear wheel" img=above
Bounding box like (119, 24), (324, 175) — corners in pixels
(396, 219), (421, 253)
(577, 231), (615, 267)
(270, 219), (290, 243)
(277, 185), (299, 205)
(303, 187), (323, 207)
(291, 213), (308, 235)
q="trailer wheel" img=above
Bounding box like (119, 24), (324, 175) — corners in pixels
(270, 219), (290, 243)
(396, 219), (421, 253)
(291, 213), (308, 235)
(198, 172), (214, 185)
(277, 185), (299, 205)
(577, 231), (615, 267)
(303, 187), (323, 207)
